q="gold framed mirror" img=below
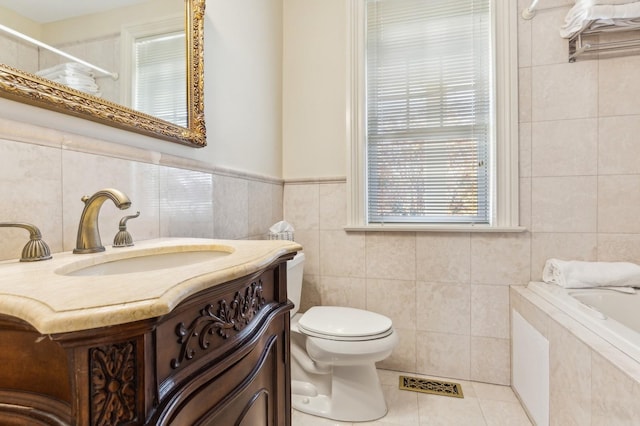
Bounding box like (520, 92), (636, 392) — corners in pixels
(0, 0), (206, 147)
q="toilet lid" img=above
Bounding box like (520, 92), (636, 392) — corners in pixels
(297, 306), (392, 338)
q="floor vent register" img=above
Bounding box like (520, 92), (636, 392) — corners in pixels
(399, 376), (464, 398)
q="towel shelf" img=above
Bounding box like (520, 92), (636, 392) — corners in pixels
(569, 23), (640, 62)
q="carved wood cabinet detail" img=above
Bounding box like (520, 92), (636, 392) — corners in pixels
(0, 256), (293, 426)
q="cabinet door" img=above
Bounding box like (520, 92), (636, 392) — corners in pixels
(167, 325), (288, 426)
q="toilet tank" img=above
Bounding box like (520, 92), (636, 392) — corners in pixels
(286, 252), (305, 316)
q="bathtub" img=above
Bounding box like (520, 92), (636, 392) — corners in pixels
(511, 282), (640, 425)
(526, 281), (640, 363)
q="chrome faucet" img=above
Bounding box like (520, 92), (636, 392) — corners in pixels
(74, 188), (131, 254)
(0, 222), (52, 261)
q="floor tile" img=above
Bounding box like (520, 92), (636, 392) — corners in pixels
(292, 369), (533, 426)
(380, 383), (421, 425)
(479, 399), (533, 426)
(472, 381), (520, 403)
(418, 393), (487, 426)
(292, 409), (352, 426)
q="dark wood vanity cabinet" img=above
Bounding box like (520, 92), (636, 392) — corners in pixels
(0, 256), (293, 426)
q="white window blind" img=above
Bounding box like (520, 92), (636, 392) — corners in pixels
(133, 31), (186, 127)
(366, 0), (492, 224)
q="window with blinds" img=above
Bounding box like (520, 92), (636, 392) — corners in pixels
(366, 0), (492, 224)
(133, 31), (186, 127)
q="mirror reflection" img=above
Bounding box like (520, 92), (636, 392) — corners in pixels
(0, 0), (195, 132)
(0, 0), (185, 125)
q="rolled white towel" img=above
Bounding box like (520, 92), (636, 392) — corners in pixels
(542, 258), (640, 288)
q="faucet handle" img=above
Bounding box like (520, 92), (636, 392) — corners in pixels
(113, 211), (140, 248)
(0, 222), (52, 262)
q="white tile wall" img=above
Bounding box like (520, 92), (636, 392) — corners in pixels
(0, 122), (284, 262)
(0, 37), (38, 74)
(61, 149), (161, 250)
(531, 119), (597, 177)
(0, 138), (63, 256)
(159, 166), (214, 238)
(417, 281), (470, 336)
(213, 174), (249, 239)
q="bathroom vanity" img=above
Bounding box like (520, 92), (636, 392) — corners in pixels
(0, 238), (300, 425)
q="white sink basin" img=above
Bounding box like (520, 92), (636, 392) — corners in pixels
(59, 248), (232, 276)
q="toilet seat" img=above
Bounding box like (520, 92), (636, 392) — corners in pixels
(297, 306), (393, 341)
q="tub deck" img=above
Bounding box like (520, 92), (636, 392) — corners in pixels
(510, 283), (640, 425)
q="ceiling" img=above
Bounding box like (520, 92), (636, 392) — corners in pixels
(0, 0), (150, 23)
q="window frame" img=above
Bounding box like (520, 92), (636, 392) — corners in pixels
(132, 31), (187, 126)
(345, 0), (523, 233)
(120, 16), (184, 114)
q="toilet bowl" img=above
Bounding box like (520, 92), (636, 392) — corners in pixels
(287, 252), (399, 422)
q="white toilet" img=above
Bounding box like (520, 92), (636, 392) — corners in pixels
(287, 252), (399, 422)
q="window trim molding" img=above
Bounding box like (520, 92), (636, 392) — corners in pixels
(120, 15), (184, 110)
(345, 0), (523, 233)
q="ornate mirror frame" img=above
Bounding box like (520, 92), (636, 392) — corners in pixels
(0, 0), (206, 147)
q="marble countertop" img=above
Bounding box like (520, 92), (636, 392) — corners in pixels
(0, 238), (301, 334)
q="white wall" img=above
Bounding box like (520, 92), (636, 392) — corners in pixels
(42, 0), (180, 45)
(282, 0), (346, 179)
(1, 1), (179, 44)
(206, 0), (283, 177)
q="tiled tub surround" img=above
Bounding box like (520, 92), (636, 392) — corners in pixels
(0, 118), (284, 262)
(511, 285), (640, 425)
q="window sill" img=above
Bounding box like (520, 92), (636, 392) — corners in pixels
(344, 224), (527, 233)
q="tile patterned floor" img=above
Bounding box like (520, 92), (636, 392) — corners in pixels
(292, 369), (533, 426)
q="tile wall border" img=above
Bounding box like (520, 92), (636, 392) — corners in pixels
(0, 117), (283, 185)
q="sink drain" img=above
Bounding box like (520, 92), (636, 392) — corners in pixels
(399, 376), (464, 398)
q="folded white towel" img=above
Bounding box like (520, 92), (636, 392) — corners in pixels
(560, 1), (640, 38)
(36, 62), (93, 77)
(589, 16), (640, 28)
(51, 76), (99, 88)
(37, 69), (95, 80)
(542, 258), (640, 288)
